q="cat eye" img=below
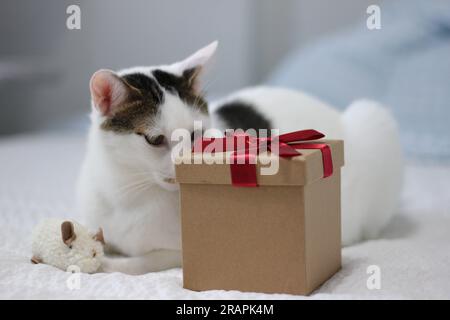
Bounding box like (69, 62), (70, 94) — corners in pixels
(138, 133), (166, 147)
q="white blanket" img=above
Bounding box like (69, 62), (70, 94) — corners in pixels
(0, 134), (449, 299)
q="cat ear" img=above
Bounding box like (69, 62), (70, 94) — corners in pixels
(61, 221), (76, 246)
(179, 41), (218, 71)
(89, 69), (130, 116)
(178, 41), (218, 93)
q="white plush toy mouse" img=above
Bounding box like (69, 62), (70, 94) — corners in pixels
(31, 218), (105, 273)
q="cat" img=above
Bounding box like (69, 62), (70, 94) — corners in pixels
(77, 41), (403, 275)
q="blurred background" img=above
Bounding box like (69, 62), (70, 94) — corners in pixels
(1, 0), (449, 160)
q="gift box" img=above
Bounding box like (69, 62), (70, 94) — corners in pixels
(175, 130), (344, 295)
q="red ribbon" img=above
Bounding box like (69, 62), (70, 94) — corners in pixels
(192, 129), (333, 187)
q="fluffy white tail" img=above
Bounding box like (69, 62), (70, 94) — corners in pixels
(340, 100), (403, 246)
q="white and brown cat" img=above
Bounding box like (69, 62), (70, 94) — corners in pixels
(77, 41), (403, 274)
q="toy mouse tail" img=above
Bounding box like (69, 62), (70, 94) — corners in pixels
(100, 249), (181, 275)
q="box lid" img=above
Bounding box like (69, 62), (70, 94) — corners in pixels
(175, 139), (344, 186)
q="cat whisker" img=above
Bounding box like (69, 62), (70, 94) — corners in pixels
(116, 183), (153, 200)
(116, 178), (153, 194)
(120, 183), (152, 199)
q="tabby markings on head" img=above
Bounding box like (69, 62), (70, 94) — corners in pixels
(101, 70), (208, 133)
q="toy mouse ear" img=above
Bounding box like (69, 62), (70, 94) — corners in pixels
(61, 221), (76, 246)
(93, 228), (105, 245)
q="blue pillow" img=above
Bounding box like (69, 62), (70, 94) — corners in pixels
(268, 0), (450, 161)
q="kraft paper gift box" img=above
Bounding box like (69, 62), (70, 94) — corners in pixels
(175, 130), (344, 295)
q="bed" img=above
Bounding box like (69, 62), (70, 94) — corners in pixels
(0, 133), (449, 299)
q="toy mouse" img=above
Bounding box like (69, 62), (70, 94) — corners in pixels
(31, 218), (105, 273)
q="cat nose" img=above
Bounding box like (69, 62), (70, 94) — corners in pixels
(163, 177), (176, 184)
(191, 130), (204, 143)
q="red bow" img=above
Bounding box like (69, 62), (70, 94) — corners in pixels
(192, 129), (333, 187)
